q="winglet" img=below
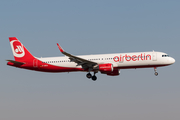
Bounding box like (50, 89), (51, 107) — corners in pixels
(57, 43), (64, 52)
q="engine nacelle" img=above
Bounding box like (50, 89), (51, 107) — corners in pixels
(107, 69), (120, 76)
(99, 63), (113, 72)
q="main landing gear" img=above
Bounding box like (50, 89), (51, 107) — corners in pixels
(154, 67), (158, 76)
(86, 72), (97, 81)
(86, 73), (92, 79)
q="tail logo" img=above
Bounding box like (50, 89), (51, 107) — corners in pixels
(15, 46), (23, 53)
(10, 40), (25, 58)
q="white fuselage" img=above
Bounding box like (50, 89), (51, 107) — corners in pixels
(37, 51), (175, 70)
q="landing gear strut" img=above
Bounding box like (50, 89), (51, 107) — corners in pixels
(92, 72), (97, 81)
(154, 67), (158, 76)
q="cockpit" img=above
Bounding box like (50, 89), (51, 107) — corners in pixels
(162, 55), (169, 57)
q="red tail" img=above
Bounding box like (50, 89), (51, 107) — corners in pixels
(9, 37), (35, 62)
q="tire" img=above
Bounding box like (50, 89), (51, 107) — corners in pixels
(155, 72), (158, 76)
(92, 76), (97, 81)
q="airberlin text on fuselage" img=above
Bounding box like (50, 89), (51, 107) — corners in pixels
(114, 53), (151, 62)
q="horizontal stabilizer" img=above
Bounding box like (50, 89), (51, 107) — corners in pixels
(6, 60), (24, 65)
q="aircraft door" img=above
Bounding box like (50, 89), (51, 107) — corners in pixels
(33, 59), (38, 67)
(119, 57), (124, 63)
(119, 55), (124, 63)
(152, 52), (157, 61)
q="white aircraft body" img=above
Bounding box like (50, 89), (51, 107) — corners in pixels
(7, 37), (175, 81)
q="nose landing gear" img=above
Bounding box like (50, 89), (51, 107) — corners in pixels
(154, 67), (158, 76)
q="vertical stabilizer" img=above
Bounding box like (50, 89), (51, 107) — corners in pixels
(9, 37), (35, 62)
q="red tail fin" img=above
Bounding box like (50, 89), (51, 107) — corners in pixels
(9, 37), (35, 62)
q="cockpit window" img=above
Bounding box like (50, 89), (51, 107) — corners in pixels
(162, 55), (169, 57)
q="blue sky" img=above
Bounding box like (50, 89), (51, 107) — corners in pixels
(0, 0), (180, 120)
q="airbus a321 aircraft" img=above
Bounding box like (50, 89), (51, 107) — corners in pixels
(7, 37), (175, 81)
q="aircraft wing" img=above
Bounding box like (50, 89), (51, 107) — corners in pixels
(57, 43), (97, 70)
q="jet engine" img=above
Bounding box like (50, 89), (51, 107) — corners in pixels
(98, 63), (113, 72)
(97, 63), (120, 76)
(106, 69), (120, 76)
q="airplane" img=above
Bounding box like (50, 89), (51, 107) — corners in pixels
(7, 37), (175, 81)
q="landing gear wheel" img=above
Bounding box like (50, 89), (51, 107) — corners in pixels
(86, 73), (92, 79)
(92, 75), (97, 81)
(155, 72), (158, 76)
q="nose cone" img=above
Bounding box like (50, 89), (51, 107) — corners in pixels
(170, 57), (175, 64)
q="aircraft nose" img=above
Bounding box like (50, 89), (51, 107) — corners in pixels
(172, 58), (175, 63)
(170, 57), (175, 64)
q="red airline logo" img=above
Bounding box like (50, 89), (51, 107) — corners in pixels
(10, 40), (25, 58)
(114, 53), (151, 62)
(13, 41), (24, 54)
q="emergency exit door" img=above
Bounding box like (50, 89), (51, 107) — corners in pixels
(33, 59), (38, 67)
